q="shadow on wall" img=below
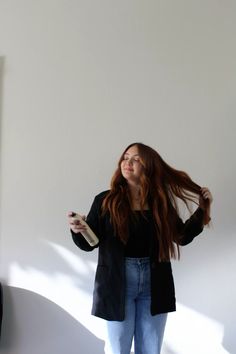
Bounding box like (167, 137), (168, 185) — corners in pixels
(6, 239), (235, 354)
(162, 304), (229, 354)
(0, 285), (105, 354)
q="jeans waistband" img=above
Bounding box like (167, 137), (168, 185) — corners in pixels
(125, 257), (150, 265)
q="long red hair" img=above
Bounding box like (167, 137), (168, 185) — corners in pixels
(102, 143), (211, 261)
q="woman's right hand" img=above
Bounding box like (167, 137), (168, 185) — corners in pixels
(68, 212), (87, 234)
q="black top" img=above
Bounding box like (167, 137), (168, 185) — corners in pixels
(125, 210), (154, 257)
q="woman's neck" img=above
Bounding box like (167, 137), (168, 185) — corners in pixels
(127, 183), (149, 210)
(127, 183), (140, 200)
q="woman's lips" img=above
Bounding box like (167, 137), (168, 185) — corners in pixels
(124, 168), (133, 172)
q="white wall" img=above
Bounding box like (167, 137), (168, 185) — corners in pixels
(0, 1), (235, 353)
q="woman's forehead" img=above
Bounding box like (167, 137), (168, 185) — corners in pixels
(124, 145), (139, 155)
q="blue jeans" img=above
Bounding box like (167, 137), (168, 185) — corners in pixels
(105, 257), (167, 354)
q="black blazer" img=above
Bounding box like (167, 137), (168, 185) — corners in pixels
(71, 190), (204, 321)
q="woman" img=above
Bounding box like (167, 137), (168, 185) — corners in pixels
(68, 142), (213, 354)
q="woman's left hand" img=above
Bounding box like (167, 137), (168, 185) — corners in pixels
(199, 187), (213, 209)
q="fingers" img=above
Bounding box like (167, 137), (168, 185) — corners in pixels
(68, 212), (87, 234)
(200, 187), (213, 203)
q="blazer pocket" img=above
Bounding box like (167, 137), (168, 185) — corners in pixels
(94, 265), (109, 296)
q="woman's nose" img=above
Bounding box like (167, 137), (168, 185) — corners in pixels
(126, 158), (133, 165)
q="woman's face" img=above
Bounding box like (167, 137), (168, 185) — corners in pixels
(120, 145), (143, 184)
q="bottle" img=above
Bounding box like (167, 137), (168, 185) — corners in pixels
(71, 213), (99, 247)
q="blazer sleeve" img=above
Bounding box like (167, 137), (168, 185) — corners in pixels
(176, 207), (205, 246)
(71, 195), (102, 252)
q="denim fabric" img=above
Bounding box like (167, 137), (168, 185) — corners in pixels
(105, 257), (167, 354)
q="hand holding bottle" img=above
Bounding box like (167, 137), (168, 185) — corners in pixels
(68, 212), (99, 246)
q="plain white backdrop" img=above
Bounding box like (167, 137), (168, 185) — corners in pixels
(0, 1), (235, 353)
